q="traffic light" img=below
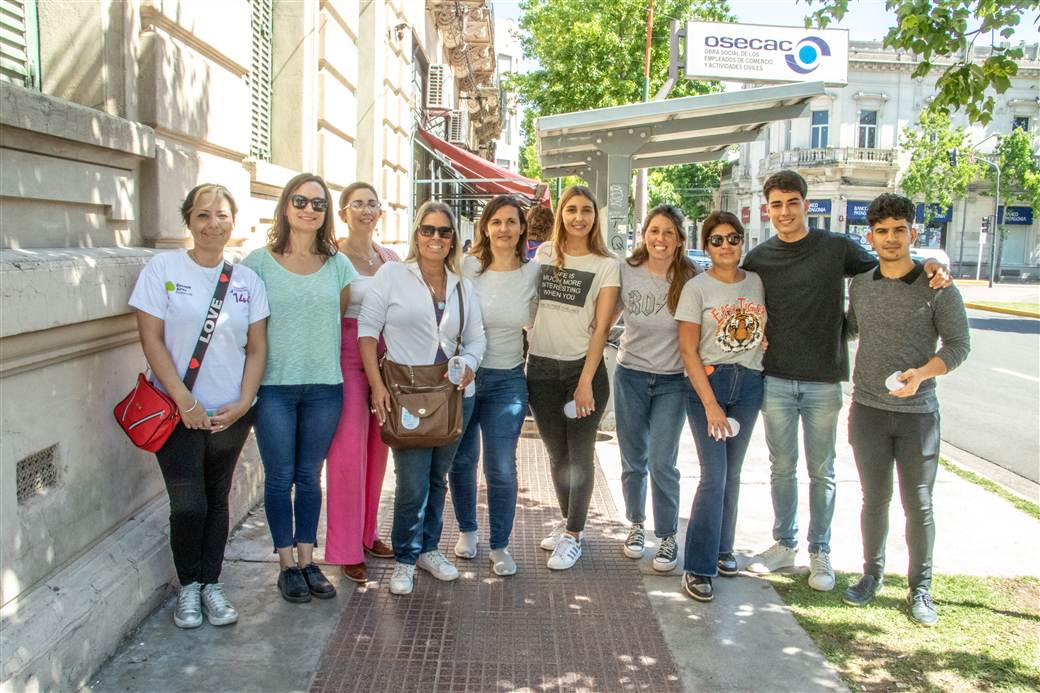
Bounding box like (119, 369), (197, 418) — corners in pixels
(980, 215), (991, 235)
(948, 149), (958, 167)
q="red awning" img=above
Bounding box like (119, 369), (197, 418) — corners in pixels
(418, 129), (551, 208)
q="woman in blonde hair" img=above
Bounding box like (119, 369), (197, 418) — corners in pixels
(358, 200), (486, 595)
(528, 185), (620, 570)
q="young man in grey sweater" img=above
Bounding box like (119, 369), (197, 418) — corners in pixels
(843, 193), (970, 626)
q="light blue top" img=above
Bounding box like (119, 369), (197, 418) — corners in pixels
(242, 248), (357, 385)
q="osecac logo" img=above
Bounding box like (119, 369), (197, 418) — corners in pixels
(703, 35), (831, 74)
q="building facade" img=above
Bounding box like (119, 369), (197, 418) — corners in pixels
(492, 18), (522, 173)
(718, 41), (1040, 279)
(0, 1), (502, 689)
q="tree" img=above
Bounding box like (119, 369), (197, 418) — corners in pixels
(510, 0), (733, 217)
(804, 0), (1036, 125)
(647, 162), (722, 223)
(987, 127), (1040, 279)
(898, 110), (982, 222)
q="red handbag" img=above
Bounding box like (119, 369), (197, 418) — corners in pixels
(114, 261), (234, 452)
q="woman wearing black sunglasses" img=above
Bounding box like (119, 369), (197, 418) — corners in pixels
(242, 173), (358, 604)
(675, 211), (767, 603)
(357, 200), (486, 596)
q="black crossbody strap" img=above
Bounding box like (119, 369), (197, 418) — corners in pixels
(452, 280), (464, 357)
(183, 260), (234, 391)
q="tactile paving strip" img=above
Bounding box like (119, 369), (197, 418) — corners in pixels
(310, 437), (682, 692)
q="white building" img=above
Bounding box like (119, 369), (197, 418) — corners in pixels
(718, 41), (1040, 279)
(492, 18), (522, 172)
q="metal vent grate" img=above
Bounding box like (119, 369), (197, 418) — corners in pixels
(16, 444), (58, 503)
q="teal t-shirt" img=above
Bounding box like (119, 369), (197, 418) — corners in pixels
(242, 248), (357, 385)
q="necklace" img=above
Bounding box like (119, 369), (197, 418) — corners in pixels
(419, 267), (447, 310)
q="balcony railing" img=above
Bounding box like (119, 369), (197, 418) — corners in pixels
(759, 147), (898, 172)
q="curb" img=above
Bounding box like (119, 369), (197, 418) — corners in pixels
(963, 302), (1040, 319)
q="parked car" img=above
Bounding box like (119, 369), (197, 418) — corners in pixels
(686, 248), (712, 272)
(912, 246), (951, 267)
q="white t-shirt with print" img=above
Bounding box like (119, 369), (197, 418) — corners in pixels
(528, 245), (620, 361)
(129, 250), (271, 410)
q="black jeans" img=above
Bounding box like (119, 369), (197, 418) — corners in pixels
(155, 410), (255, 585)
(527, 355), (609, 533)
(848, 402), (939, 593)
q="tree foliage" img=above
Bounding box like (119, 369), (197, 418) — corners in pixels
(991, 127), (1040, 211)
(898, 110), (982, 221)
(803, 0), (1037, 125)
(510, 0), (733, 217)
(647, 162), (722, 223)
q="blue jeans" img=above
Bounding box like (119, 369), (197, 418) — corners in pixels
(683, 365), (763, 576)
(392, 396), (476, 564)
(254, 384), (343, 550)
(613, 364), (687, 538)
(449, 366), (527, 549)
(762, 376), (843, 553)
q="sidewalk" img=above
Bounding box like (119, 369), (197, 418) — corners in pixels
(956, 281), (1040, 318)
(87, 399), (1039, 692)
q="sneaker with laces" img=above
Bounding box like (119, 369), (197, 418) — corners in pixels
(200, 583), (239, 626)
(540, 520), (566, 551)
(745, 542), (797, 574)
(682, 572), (714, 602)
(389, 563), (416, 595)
(908, 590), (938, 626)
(623, 523), (645, 559)
(653, 535), (679, 572)
(173, 582), (203, 629)
(808, 551), (835, 592)
(843, 574), (882, 606)
(717, 553), (739, 576)
(454, 531), (478, 559)
(489, 548), (517, 576)
(416, 550), (459, 581)
(547, 533), (582, 570)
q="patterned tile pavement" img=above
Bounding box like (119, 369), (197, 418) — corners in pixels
(310, 437), (682, 692)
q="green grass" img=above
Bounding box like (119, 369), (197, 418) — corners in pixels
(765, 572), (1040, 692)
(967, 300), (1040, 315)
(939, 458), (1040, 521)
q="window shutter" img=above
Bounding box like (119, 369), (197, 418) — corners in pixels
(0, 0), (40, 89)
(249, 0), (273, 161)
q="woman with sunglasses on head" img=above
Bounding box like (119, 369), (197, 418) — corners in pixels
(242, 173), (358, 604)
(324, 182), (401, 585)
(615, 205), (698, 572)
(358, 201), (486, 595)
(675, 212), (767, 602)
(447, 195), (540, 576)
(528, 185), (620, 570)
(129, 184), (269, 629)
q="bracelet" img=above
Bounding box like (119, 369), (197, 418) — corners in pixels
(182, 399), (199, 414)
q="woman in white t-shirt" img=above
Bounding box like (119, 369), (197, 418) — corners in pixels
(324, 182), (400, 585)
(129, 184), (270, 630)
(528, 185), (620, 570)
(615, 205), (698, 573)
(447, 195), (540, 577)
(675, 211), (766, 603)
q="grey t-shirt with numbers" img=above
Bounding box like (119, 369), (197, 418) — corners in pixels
(674, 270), (767, 371)
(616, 262), (686, 374)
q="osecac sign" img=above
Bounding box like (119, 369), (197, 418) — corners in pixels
(686, 21), (848, 85)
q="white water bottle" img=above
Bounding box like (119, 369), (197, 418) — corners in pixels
(448, 356), (466, 385)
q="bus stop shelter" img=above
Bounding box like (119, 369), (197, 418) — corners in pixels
(535, 81), (827, 252)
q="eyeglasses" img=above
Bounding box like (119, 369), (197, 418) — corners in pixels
(344, 200), (381, 211)
(418, 225), (455, 239)
(290, 195), (328, 212)
(707, 233), (744, 247)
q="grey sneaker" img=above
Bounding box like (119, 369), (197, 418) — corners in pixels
(908, 590), (938, 627)
(745, 542), (797, 574)
(653, 535), (679, 572)
(623, 523), (645, 559)
(201, 583), (239, 626)
(454, 531), (478, 559)
(843, 574), (882, 606)
(173, 582), (203, 629)
(808, 551), (835, 592)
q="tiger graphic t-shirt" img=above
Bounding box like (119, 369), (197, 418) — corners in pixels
(674, 270), (767, 371)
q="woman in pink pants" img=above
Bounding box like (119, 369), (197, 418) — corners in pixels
(326, 181), (400, 583)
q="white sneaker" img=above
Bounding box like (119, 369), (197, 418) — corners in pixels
(389, 563), (415, 595)
(547, 534), (582, 570)
(173, 582), (203, 629)
(808, 551), (835, 591)
(540, 520), (566, 550)
(489, 548), (517, 576)
(454, 531), (478, 559)
(200, 583), (238, 626)
(745, 542), (797, 574)
(416, 550), (460, 581)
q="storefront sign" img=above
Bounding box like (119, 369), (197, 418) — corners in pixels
(808, 199), (832, 215)
(847, 200), (871, 222)
(997, 206), (1034, 225)
(741, 206), (751, 223)
(760, 204), (769, 222)
(915, 204), (953, 223)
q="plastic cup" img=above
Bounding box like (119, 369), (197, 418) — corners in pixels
(885, 371), (904, 392)
(448, 356), (466, 385)
(726, 417), (740, 438)
(563, 400), (577, 419)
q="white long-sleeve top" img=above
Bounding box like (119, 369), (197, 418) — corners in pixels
(358, 261), (486, 396)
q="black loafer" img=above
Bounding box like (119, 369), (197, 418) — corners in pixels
(302, 563), (337, 599)
(717, 553), (739, 576)
(277, 567), (311, 603)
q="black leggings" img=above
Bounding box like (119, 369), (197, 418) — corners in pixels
(527, 356), (609, 533)
(154, 410), (254, 585)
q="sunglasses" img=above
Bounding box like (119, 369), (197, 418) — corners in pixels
(344, 200), (381, 211)
(290, 195), (328, 212)
(707, 233), (744, 247)
(418, 225), (455, 239)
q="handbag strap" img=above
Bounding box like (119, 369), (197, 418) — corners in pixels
(183, 260), (234, 391)
(452, 280), (464, 357)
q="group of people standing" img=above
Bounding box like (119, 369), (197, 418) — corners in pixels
(129, 166), (967, 632)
